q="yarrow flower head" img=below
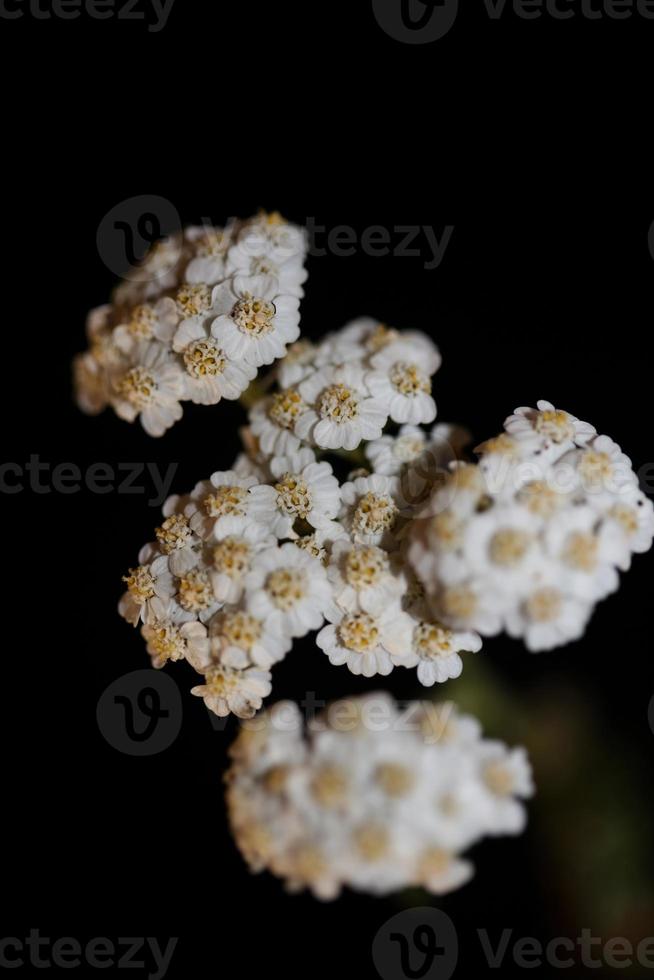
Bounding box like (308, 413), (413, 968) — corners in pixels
(74, 213), (308, 435)
(225, 694), (533, 898)
(408, 401), (654, 650)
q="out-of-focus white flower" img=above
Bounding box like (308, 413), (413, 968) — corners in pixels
(408, 403), (652, 651)
(226, 694), (533, 898)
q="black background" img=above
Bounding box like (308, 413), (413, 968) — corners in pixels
(2, 1), (653, 977)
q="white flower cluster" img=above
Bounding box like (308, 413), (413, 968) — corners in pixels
(74, 212), (307, 436)
(118, 318), (484, 716)
(225, 694), (534, 899)
(409, 400), (654, 651)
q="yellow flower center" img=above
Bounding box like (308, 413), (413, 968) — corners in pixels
(117, 367), (157, 409)
(266, 568), (305, 610)
(389, 361), (431, 396)
(178, 569), (213, 611)
(526, 587), (562, 623)
(489, 529), (531, 567)
(414, 622), (454, 659)
(429, 510), (463, 549)
(220, 610), (262, 651)
(318, 383), (359, 423)
(375, 763), (415, 798)
(175, 283), (212, 318)
(123, 565), (155, 603)
(213, 537), (251, 578)
(441, 585), (478, 621)
(534, 408), (574, 443)
(268, 388), (306, 430)
(517, 480), (561, 517)
(394, 434), (425, 462)
(274, 474), (313, 518)
(345, 545), (389, 588)
(366, 324), (399, 352)
(145, 623), (186, 663)
(338, 612), (380, 653)
(352, 492), (398, 537)
(484, 762), (515, 797)
(353, 825), (390, 862)
(203, 485), (249, 518)
(232, 295), (276, 335)
(183, 338), (226, 378)
(562, 531), (598, 572)
(608, 503), (639, 536)
(128, 304), (156, 338)
(155, 514), (193, 553)
(311, 764), (349, 808)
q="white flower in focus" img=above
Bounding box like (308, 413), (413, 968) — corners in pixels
(109, 341), (185, 437)
(118, 553), (176, 626)
(317, 603), (413, 677)
(245, 543), (333, 638)
(191, 661), (272, 719)
(339, 474), (402, 547)
(366, 340), (440, 426)
(172, 317), (257, 405)
(296, 363), (388, 451)
(249, 450), (341, 539)
(210, 522), (276, 605)
(210, 274), (301, 368)
(184, 470), (259, 540)
(505, 399), (596, 457)
(141, 619), (209, 670)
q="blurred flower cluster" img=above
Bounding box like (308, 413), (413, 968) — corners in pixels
(74, 212), (307, 435)
(409, 400), (654, 650)
(226, 694), (534, 899)
(118, 317), (482, 717)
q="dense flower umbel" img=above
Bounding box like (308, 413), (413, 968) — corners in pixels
(117, 317), (467, 716)
(225, 694), (533, 899)
(409, 400), (654, 651)
(73, 214), (307, 436)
